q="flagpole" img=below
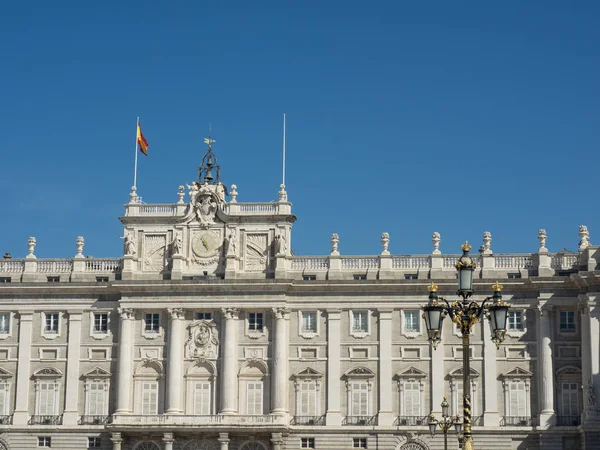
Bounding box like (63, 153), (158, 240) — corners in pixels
(282, 113), (286, 187)
(133, 116), (139, 190)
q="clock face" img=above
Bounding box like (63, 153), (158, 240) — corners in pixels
(192, 231), (221, 258)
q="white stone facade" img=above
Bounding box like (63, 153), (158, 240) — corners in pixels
(0, 177), (599, 450)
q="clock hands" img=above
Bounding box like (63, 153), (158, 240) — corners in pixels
(201, 237), (209, 250)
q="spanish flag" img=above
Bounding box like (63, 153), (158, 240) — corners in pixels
(137, 123), (149, 156)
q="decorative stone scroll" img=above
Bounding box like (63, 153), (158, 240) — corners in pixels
(185, 320), (219, 360)
(221, 307), (239, 319)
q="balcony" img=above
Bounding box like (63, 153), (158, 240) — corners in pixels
(79, 415), (112, 425)
(290, 415), (325, 426)
(395, 416), (426, 426)
(0, 415), (11, 425)
(29, 415), (62, 425)
(110, 414), (287, 428)
(343, 415), (377, 426)
(557, 415), (581, 426)
(501, 416), (534, 427)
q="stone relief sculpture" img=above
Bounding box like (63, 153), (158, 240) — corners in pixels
(585, 380), (596, 407)
(143, 235), (166, 272)
(185, 320), (219, 360)
(579, 225), (591, 251)
(432, 232), (441, 254)
(245, 234), (268, 271)
(121, 233), (136, 256)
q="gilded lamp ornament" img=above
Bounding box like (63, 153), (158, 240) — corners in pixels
(422, 242), (510, 450)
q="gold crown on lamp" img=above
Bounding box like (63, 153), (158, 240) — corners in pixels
(428, 282), (439, 293)
(461, 241), (472, 252)
(492, 281), (503, 292)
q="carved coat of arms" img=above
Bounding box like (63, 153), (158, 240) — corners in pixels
(186, 182), (226, 228)
(185, 320), (219, 360)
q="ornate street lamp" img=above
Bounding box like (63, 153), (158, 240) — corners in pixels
(423, 242), (510, 450)
(428, 397), (463, 450)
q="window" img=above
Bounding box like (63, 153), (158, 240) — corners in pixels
(194, 381), (211, 415)
(44, 313), (59, 334)
(353, 274), (367, 280)
(508, 311), (524, 331)
(508, 273), (521, 279)
(248, 312), (263, 332)
(0, 277), (10, 283)
(142, 382), (158, 415)
(0, 313), (9, 334)
(195, 312), (212, 321)
(302, 275), (316, 281)
(302, 312), (317, 333)
(452, 380), (476, 416)
(404, 274), (418, 280)
(93, 313), (108, 334)
(95, 277), (109, 283)
(246, 381), (263, 415)
(299, 381), (317, 416)
(0, 382), (8, 415)
(353, 438), (367, 448)
(352, 311), (368, 333)
(88, 437), (101, 448)
(404, 311), (420, 332)
(561, 382), (579, 417)
(38, 437), (51, 447)
(301, 438), (315, 449)
(402, 381), (421, 416)
(47, 276), (60, 283)
(508, 381), (527, 417)
(86, 382), (107, 416)
(37, 382), (57, 415)
(145, 313), (160, 333)
(560, 311), (576, 332)
(350, 382), (369, 416)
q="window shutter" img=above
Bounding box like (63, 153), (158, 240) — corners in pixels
(195, 382), (211, 415)
(300, 382), (316, 416)
(247, 382), (263, 415)
(88, 383), (99, 415)
(142, 382), (158, 415)
(404, 382), (420, 416)
(0, 383), (6, 415)
(38, 382), (55, 415)
(509, 383), (518, 416)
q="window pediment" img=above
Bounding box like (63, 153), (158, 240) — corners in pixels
(32, 367), (63, 378)
(395, 367), (427, 379)
(556, 365), (581, 378)
(343, 366), (375, 379)
(0, 367), (13, 379)
(501, 367), (533, 379)
(448, 367), (479, 378)
(82, 367), (112, 378)
(292, 367), (323, 380)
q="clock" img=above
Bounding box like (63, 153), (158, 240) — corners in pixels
(192, 231), (221, 258)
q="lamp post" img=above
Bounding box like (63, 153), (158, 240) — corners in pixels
(428, 397), (462, 450)
(423, 242), (509, 450)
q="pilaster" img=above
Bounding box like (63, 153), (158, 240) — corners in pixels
(220, 307), (239, 414)
(115, 308), (135, 414)
(378, 309), (394, 425)
(13, 312), (33, 425)
(482, 319), (499, 426)
(271, 307), (289, 414)
(537, 301), (556, 428)
(171, 254), (184, 280)
(326, 309), (342, 425)
(63, 311), (83, 425)
(580, 294), (600, 424)
(166, 308), (185, 414)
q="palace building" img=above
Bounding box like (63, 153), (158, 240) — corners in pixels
(0, 142), (598, 450)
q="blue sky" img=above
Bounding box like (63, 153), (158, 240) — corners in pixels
(1, 1), (599, 258)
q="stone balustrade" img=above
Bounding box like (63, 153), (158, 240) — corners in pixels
(110, 414), (287, 428)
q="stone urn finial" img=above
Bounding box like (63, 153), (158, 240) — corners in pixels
(177, 186), (185, 204)
(432, 232), (441, 254)
(330, 233), (340, 256)
(538, 229), (548, 253)
(27, 236), (37, 259)
(230, 185), (238, 203)
(75, 236), (85, 258)
(381, 232), (390, 255)
(482, 231), (492, 255)
(278, 184), (288, 202)
(579, 225), (591, 252)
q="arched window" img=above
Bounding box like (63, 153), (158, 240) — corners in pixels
(133, 442), (161, 450)
(239, 442), (268, 450)
(134, 360), (164, 415)
(239, 360), (269, 415)
(291, 368), (323, 424)
(185, 361), (217, 415)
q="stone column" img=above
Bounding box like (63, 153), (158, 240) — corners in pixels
(271, 432), (284, 450)
(63, 311), (83, 425)
(537, 302), (556, 428)
(482, 319), (499, 426)
(163, 433), (174, 450)
(166, 308), (185, 414)
(271, 307), (290, 414)
(430, 336), (444, 415)
(110, 433), (122, 450)
(218, 433), (230, 450)
(115, 308), (135, 414)
(220, 308), (239, 414)
(378, 309), (393, 425)
(13, 312), (33, 425)
(580, 295), (600, 423)
(326, 310), (342, 425)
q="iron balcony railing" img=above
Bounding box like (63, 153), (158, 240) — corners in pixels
(29, 415), (62, 425)
(79, 415), (111, 425)
(557, 415), (581, 426)
(395, 416), (427, 426)
(290, 415), (326, 426)
(501, 416), (533, 426)
(343, 415), (377, 426)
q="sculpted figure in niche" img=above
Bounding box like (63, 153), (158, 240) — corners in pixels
(172, 233), (183, 255)
(122, 233), (136, 256)
(227, 228), (237, 256)
(275, 234), (287, 255)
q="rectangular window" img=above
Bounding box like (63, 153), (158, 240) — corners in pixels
(561, 382), (579, 416)
(353, 274), (367, 280)
(194, 382), (211, 415)
(351, 382), (369, 416)
(0, 313), (9, 334)
(302, 312), (317, 333)
(88, 437), (101, 448)
(302, 275), (316, 281)
(301, 438), (315, 449)
(404, 311), (420, 332)
(37, 382), (56, 415)
(560, 311), (576, 332)
(246, 381), (263, 415)
(248, 313), (263, 332)
(87, 382), (106, 416)
(95, 277), (109, 283)
(47, 276), (60, 283)
(44, 313), (59, 334)
(508, 311), (524, 331)
(38, 437), (51, 447)
(0, 277), (10, 283)
(403, 381), (421, 416)
(195, 312), (212, 321)
(145, 313), (160, 333)
(93, 313), (108, 334)
(142, 382), (158, 415)
(353, 438), (367, 449)
(508, 381), (527, 417)
(300, 381), (317, 416)
(404, 274), (418, 280)
(352, 311), (368, 332)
